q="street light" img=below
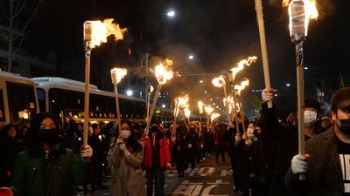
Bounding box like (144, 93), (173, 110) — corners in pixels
(141, 10), (176, 108)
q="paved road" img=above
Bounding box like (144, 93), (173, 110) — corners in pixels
(77, 154), (242, 196)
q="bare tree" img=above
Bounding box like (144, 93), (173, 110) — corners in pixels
(0, 0), (42, 72)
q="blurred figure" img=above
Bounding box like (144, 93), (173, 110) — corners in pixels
(202, 123), (213, 157)
(173, 124), (188, 178)
(0, 112), (93, 196)
(89, 123), (108, 194)
(213, 123), (226, 163)
(320, 115), (331, 133)
(187, 122), (199, 169)
(237, 122), (266, 196)
(143, 122), (171, 196)
(0, 124), (24, 186)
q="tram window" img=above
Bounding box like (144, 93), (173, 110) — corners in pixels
(7, 82), (36, 123)
(90, 94), (116, 118)
(37, 88), (46, 112)
(0, 89), (5, 122)
(63, 91), (84, 111)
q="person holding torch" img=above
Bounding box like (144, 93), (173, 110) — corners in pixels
(260, 88), (321, 196)
(285, 87), (350, 196)
(0, 112), (93, 196)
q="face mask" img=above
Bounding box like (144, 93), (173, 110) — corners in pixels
(339, 119), (350, 136)
(246, 128), (255, 137)
(304, 110), (317, 127)
(37, 129), (59, 146)
(121, 130), (131, 139)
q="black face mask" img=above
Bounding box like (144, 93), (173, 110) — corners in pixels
(37, 129), (59, 146)
(339, 119), (350, 136)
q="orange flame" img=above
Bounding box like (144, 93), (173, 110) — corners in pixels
(212, 75), (226, 88)
(229, 56), (257, 82)
(204, 105), (214, 115)
(155, 63), (174, 85)
(234, 78), (250, 95)
(284, 0), (318, 37)
(84, 18), (127, 49)
(211, 113), (220, 121)
(198, 101), (204, 114)
(110, 68), (127, 84)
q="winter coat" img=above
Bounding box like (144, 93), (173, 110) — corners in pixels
(285, 127), (344, 196)
(108, 141), (146, 196)
(9, 146), (91, 196)
(143, 134), (171, 170)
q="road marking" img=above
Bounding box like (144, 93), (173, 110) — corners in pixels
(201, 185), (229, 196)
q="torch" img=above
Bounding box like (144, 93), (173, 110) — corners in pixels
(83, 19), (126, 145)
(234, 78), (250, 134)
(212, 75), (229, 120)
(198, 100), (204, 122)
(175, 95), (190, 131)
(204, 105), (214, 130)
(254, 0), (272, 108)
(287, 0), (318, 180)
(146, 62), (174, 132)
(110, 68), (127, 136)
(228, 56), (256, 135)
(146, 85), (154, 130)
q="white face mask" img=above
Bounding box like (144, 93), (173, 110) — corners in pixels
(304, 110), (317, 127)
(246, 128), (255, 137)
(121, 130), (131, 139)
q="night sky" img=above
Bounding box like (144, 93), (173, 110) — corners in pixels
(4, 0), (350, 118)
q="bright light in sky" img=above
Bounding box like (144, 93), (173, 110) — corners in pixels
(188, 55), (194, 60)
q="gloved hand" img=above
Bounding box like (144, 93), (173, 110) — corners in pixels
(0, 187), (13, 196)
(291, 154), (310, 174)
(261, 88), (274, 102)
(80, 144), (93, 158)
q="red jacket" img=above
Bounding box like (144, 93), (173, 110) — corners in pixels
(143, 135), (171, 170)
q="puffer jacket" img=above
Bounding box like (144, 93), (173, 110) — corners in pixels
(10, 145), (92, 196)
(143, 134), (171, 170)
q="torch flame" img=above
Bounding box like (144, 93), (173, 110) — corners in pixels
(284, 0), (318, 38)
(234, 78), (250, 95)
(212, 75), (226, 88)
(204, 105), (214, 115)
(211, 113), (220, 121)
(110, 68), (127, 84)
(155, 63), (174, 85)
(84, 18), (127, 49)
(229, 56), (257, 83)
(184, 108), (191, 118)
(174, 95), (189, 117)
(198, 101), (204, 114)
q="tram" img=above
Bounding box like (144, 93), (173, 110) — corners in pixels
(31, 77), (146, 124)
(0, 70), (39, 126)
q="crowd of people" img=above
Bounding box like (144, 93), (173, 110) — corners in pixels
(0, 86), (349, 196)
